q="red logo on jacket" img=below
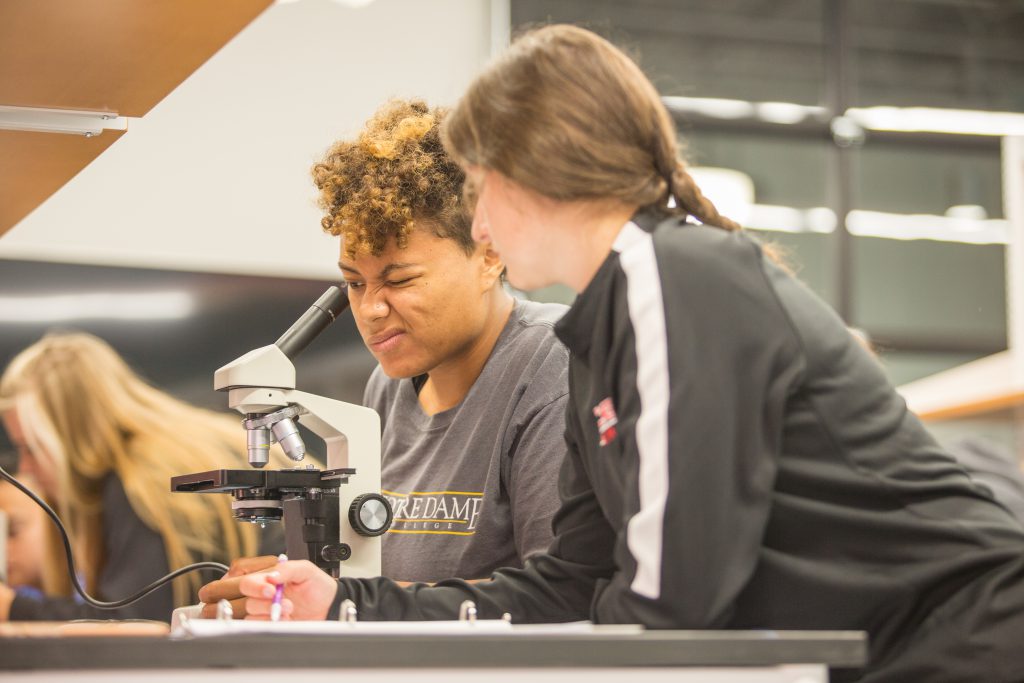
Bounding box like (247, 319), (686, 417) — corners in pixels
(592, 397), (619, 446)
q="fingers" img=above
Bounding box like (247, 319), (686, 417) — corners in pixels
(199, 597), (247, 619)
(237, 560), (318, 596)
(238, 569), (283, 602)
(198, 575), (244, 605)
(237, 561), (335, 621)
(225, 555), (279, 579)
(244, 597), (294, 620)
(199, 556), (283, 605)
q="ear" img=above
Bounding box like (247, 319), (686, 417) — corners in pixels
(477, 242), (505, 291)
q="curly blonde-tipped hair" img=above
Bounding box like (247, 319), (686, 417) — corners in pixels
(313, 99), (472, 259)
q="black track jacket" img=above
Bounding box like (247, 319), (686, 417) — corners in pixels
(333, 210), (1024, 682)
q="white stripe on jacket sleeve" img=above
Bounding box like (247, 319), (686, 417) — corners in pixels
(613, 221), (671, 600)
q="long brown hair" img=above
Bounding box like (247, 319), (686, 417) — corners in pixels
(442, 24), (739, 232)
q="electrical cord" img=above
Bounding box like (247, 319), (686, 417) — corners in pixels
(0, 464), (228, 610)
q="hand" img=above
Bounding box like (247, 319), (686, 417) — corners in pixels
(198, 555), (278, 619)
(238, 559), (337, 621)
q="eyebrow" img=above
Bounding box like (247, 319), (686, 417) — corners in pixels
(337, 261), (419, 278)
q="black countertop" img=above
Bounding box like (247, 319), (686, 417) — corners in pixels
(0, 629), (867, 671)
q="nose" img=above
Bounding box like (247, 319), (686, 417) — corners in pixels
(471, 206), (490, 243)
(356, 287), (390, 322)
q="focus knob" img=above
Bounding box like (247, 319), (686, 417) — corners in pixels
(349, 493), (393, 537)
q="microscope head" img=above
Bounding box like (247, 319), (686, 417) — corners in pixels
(212, 344), (303, 468)
(213, 285), (350, 469)
(173, 284), (388, 578)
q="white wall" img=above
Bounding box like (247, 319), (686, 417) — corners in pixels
(0, 0), (499, 280)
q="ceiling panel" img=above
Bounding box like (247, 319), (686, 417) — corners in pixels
(0, 128), (125, 234)
(0, 0), (273, 116)
(0, 0), (273, 237)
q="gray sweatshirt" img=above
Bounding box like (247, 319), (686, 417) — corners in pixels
(364, 298), (569, 582)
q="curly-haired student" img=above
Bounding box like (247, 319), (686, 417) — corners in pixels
(199, 100), (568, 611)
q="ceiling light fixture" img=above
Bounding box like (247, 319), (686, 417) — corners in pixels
(846, 106), (1024, 137)
(663, 97), (1024, 137)
(847, 210), (1009, 245)
(0, 105), (128, 137)
(663, 96), (826, 124)
(0, 292), (195, 323)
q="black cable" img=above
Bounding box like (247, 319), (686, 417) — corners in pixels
(0, 465), (227, 610)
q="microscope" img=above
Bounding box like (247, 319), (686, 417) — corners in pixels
(171, 286), (391, 578)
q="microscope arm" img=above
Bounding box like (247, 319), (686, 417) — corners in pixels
(225, 387), (383, 579)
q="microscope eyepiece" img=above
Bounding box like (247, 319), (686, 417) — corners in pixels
(275, 285), (350, 361)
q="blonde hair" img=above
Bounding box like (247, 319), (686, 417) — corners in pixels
(0, 333), (276, 605)
(442, 24), (739, 231)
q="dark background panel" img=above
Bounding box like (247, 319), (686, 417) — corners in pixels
(0, 258), (377, 460)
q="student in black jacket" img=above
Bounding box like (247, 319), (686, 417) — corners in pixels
(238, 24), (1024, 682)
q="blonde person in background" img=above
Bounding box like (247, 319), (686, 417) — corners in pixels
(0, 332), (285, 622)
